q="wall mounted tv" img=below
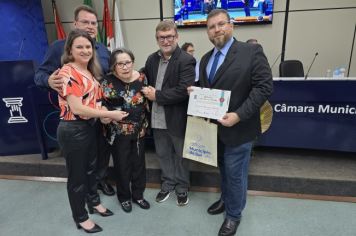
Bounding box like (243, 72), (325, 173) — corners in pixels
(174, 0), (274, 27)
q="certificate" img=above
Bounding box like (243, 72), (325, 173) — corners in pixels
(187, 86), (231, 120)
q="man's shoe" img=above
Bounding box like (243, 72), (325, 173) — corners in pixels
(97, 180), (115, 196)
(218, 219), (240, 236)
(133, 198), (150, 209)
(207, 200), (225, 215)
(120, 200), (132, 213)
(176, 192), (189, 206)
(155, 190), (171, 203)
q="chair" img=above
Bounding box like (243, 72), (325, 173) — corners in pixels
(279, 60), (304, 77)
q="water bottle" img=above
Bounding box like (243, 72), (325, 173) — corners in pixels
(333, 68), (340, 78)
(339, 67), (346, 78)
(326, 69), (332, 78)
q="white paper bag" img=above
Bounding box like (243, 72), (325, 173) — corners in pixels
(183, 116), (217, 167)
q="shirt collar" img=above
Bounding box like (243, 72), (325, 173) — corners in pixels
(213, 37), (234, 56)
(158, 51), (171, 62)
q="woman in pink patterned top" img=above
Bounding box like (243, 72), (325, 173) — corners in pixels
(57, 29), (128, 234)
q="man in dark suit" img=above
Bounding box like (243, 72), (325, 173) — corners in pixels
(198, 9), (273, 236)
(142, 20), (195, 206)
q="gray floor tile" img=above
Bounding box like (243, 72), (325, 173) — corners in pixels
(1, 179), (356, 236)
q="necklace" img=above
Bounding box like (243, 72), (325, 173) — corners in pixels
(123, 82), (130, 94)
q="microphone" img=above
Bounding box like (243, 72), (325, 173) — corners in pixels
(304, 52), (319, 80)
(270, 51), (283, 70)
(18, 37), (26, 58)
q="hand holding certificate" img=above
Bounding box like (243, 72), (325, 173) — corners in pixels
(187, 86), (231, 120)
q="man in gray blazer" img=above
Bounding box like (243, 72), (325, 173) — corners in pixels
(198, 9), (273, 236)
(142, 20), (195, 206)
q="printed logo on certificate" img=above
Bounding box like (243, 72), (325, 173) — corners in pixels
(187, 86), (231, 120)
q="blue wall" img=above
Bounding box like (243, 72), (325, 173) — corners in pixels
(0, 0), (48, 64)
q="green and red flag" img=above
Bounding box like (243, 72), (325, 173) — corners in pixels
(102, 0), (114, 51)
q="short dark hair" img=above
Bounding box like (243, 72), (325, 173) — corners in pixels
(207, 9), (231, 23)
(181, 42), (194, 52)
(155, 20), (177, 36)
(109, 48), (135, 73)
(74, 5), (98, 21)
(246, 38), (258, 44)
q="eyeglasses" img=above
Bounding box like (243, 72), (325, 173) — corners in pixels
(207, 21), (230, 31)
(156, 35), (176, 43)
(77, 20), (98, 27)
(116, 61), (133, 69)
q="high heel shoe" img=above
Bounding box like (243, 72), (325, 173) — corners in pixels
(88, 205), (114, 217)
(76, 222), (103, 233)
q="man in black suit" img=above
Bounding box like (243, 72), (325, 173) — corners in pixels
(142, 20), (195, 206)
(198, 9), (273, 236)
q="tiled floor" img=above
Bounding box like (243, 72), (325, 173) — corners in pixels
(1, 178), (356, 236)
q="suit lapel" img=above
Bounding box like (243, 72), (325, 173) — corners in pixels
(162, 57), (175, 87)
(211, 40), (240, 86)
(151, 52), (160, 86)
(200, 49), (214, 88)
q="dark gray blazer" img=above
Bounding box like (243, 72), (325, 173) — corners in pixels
(199, 39), (273, 146)
(144, 46), (196, 138)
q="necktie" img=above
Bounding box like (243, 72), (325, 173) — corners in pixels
(208, 51), (221, 84)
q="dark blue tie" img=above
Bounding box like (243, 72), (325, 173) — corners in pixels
(208, 51), (222, 84)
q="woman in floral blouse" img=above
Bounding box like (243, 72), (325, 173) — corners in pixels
(101, 48), (150, 213)
(57, 30), (128, 233)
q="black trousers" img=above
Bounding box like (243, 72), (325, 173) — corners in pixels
(95, 121), (111, 182)
(111, 136), (146, 202)
(57, 120), (100, 223)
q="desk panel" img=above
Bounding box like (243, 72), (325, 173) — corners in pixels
(257, 78), (356, 152)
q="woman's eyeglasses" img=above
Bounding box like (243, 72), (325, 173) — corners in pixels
(116, 61), (133, 69)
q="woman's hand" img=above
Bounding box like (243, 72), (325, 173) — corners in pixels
(111, 110), (129, 121)
(99, 106), (112, 124)
(139, 128), (146, 138)
(100, 117), (112, 124)
(141, 86), (156, 101)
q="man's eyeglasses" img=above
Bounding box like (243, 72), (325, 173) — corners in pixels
(208, 21), (230, 31)
(156, 35), (176, 43)
(77, 20), (98, 27)
(116, 61), (133, 69)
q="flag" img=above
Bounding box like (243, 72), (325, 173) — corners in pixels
(114, 0), (125, 48)
(83, 0), (102, 42)
(102, 0), (115, 51)
(52, 0), (66, 39)
(83, 0), (93, 5)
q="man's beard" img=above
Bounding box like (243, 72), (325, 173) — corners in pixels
(210, 34), (228, 49)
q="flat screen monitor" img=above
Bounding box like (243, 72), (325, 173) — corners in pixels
(174, 0), (274, 27)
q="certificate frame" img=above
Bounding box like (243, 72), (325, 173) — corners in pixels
(187, 86), (231, 120)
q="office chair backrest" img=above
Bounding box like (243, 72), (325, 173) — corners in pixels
(279, 60), (304, 77)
